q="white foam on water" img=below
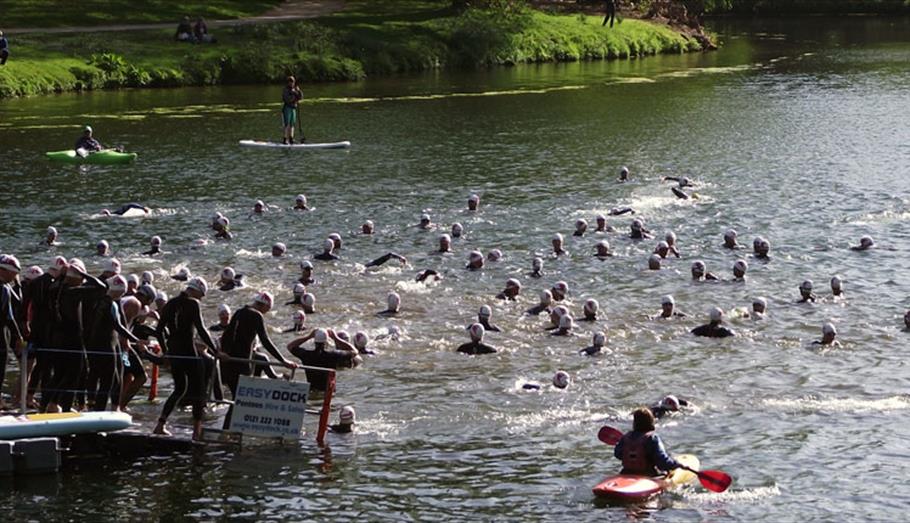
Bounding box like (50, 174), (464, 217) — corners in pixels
(683, 485), (781, 504)
(763, 396), (910, 413)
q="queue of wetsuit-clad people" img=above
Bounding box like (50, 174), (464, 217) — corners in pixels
(0, 168), (893, 446)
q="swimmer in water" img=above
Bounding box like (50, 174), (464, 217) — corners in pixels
(487, 249), (502, 262)
(594, 214), (615, 233)
(654, 295), (686, 319)
(552, 233), (568, 256)
(610, 207), (635, 216)
(283, 310), (306, 333)
(171, 267), (191, 282)
(457, 323), (496, 355)
(96, 240), (111, 257)
(210, 212), (223, 230)
(691, 307), (735, 338)
(654, 241), (671, 259)
(329, 405), (356, 434)
(214, 216), (232, 240)
(671, 186), (692, 200)
(466, 250), (484, 271)
(362, 220), (374, 235)
(353, 332), (375, 355)
(551, 314), (574, 336)
(732, 259), (748, 282)
(252, 200), (265, 215)
(813, 322), (840, 347)
(755, 238), (771, 260)
(581, 299), (599, 321)
(648, 395), (690, 420)
(436, 234), (452, 254)
(521, 370), (570, 390)
(302, 292), (316, 314)
(723, 229), (739, 249)
(526, 290), (553, 316)
(663, 175), (694, 188)
(630, 219), (652, 240)
(100, 203), (150, 216)
(547, 305), (568, 331)
(529, 257), (544, 278)
(468, 193), (480, 211)
(314, 239), (339, 261)
(691, 260), (718, 281)
(618, 166), (630, 182)
(378, 292), (401, 316)
(294, 194), (309, 210)
(142, 236), (162, 256)
(830, 276), (844, 298)
(647, 254), (662, 270)
(219, 267), (244, 291)
(749, 297), (767, 319)
(664, 232), (680, 257)
(43, 226), (60, 247)
(209, 304), (232, 332)
(903, 310), (910, 331)
(496, 278), (521, 301)
(551, 281), (569, 302)
(851, 235), (874, 251)
(452, 223), (464, 238)
(798, 280), (816, 303)
(418, 213), (433, 230)
(477, 305), (501, 332)
(580, 332), (606, 356)
(328, 233), (342, 251)
(573, 219), (588, 237)
(298, 261), (315, 285)
(752, 237), (763, 256)
(416, 269), (441, 282)
(594, 240), (613, 259)
(366, 252), (408, 268)
(272, 242), (287, 258)
(286, 283), (306, 306)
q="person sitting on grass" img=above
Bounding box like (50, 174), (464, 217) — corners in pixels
(175, 17), (194, 42)
(193, 18), (214, 43)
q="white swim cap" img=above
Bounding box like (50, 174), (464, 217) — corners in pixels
(107, 275), (127, 293)
(665, 231), (677, 243)
(552, 305), (568, 319)
(734, 259), (748, 273)
(293, 283), (306, 296)
(593, 332), (606, 346)
(692, 260), (705, 271)
(363, 220), (374, 229)
(339, 405), (356, 424)
(584, 298), (599, 313)
(387, 291), (401, 311)
(753, 236), (763, 247)
(212, 212), (223, 221)
(314, 328), (328, 343)
(83, 125), (92, 133)
(254, 199), (264, 208)
(420, 213), (431, 223)
(221, 267), (235, 280)
(575, 218), (587, 229)
(620, 166), (629, 174)
(506, 278), (521, 289)
(217, 216), (230, 227)
(479, 305), (492, 318)
(657, 241), (669, 250)
(218, 303), (231, 315)
(156, 291), (168, 302)
(632, 219), (643, 230)
(23, 265), (44, 281)
(753, 297), (767, 308)
(831, 275), (842, 289)
(67, 258), (86, 275)
(596, 213), (606, 222)
(822, 322), (837, 335)
(860, 235), (873, 246)
(186, 277), (208, 296)
(559, 314), (573, 329)
(468, 323), (485, 341)
(50, 255), (68, 273)
(137, 284), (157, 302)
(469, 250), (483, 261)
(176, 267), (191, 279)
(299, 260), (313, 270)
(253, 291), (274, 308)
(151, 236), (162, 246)
(800, 280), (814, 291)
(596, 240), (610, 250)
(709, 306), (724, 322)
(141, 271), (154, 285)
(103, 258), (121, 275)
(648, 253), (661, 267)
(539, 290), (553, 305)
(724, 229), (737, 239)
(303, 293), (316, 307)
(532, 257), (543, 270)
(487, 249), (503, 261)
(293, 310), (306, 323)
(439, 234), (451, 243)
(553, 281), (569, 294)
(552, 233), (564, 242)
(47, 226), (58, 236)
(452, 223), (464, 234)
(296, 194), (306, 203)
(323, 239), (334, 252)
(328, 233), (341, 242)
(273, 242), (287, 253)
(660, 395), (681, 411)
(661, 295), (675, 305)
(468, 193), (480, 203)
(97, 239), (109, 250)
(336, 330), (350, 341)
(125, 274), (139, 287)
(552, 370), (570, 389)
(760, 239), (770, 249)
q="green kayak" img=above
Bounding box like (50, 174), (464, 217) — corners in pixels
(46, 150), (138, 165)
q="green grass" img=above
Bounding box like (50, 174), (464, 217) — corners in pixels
(0, 1), (703, 98)
(2, 0), (281, 28)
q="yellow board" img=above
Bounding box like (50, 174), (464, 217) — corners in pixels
(665, 454), (700, 488)
(26, 412), (82, 421)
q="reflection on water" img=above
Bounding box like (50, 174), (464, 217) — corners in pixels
(1, 15), (909, 522)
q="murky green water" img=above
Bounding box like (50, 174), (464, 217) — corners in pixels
(1, 16), (909, 521)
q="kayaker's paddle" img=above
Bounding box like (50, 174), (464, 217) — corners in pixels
(597, 425), (733, 493)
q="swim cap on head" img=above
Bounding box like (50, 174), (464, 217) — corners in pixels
(692, 260), (706, 271)
(753, 297), (767, 308)
(353, 332), (368, 349)
(23, 266), (44, 281)
(532, 257), (543, 270)
(558, 314), (573, 329)
(314, 328), (328, 343)
(323, 239), (334, 252)
(584, 298), (599, 313)
(552, 370), (570, 389)
(734, 259), (748, 273)
(823, 322), (837, 335)
(648, 254), (661, 267)
(452, 223), (464, 235)
(151, 236), (162, 246)
(506, 278), (521, 289)
(68, 258), (86, 275)
(831, 275), (842, 289)
(273, 242), (287, 254)
(328, 232), (341, 242)
(860, 235), (873, 246)
(420, 214), (431, 223)
(800, 280), (813, 291)
(103, 258), (121, 275)
(363, 220), (374, 229)
(387, 291), (401, 311)
(753, 236), (763, 248)
(253, 291), (274, 308)
(141, 271), (154, 285)
(186, 277), (208, 296)
(336, 330), (350, 341)
(126, 274), (139, 286)
(156, 291), (168, 302)
(469, 250), (483, 261)
(632, 219), (643, 230)
(296, 194), (306, 203)
(255, 200), (264, 208)
(107, 275), (127, 293)
(552, 305), (568, 319)
(49, 255), (68, 273)
(479, 305), (492, 318)
(439, 234), (451, 244)
(340, 405), (356, 424)
(221, 267), (235, 280)
(575, 219), (587, 229)
(137, 284), (157, 301)
(487, 249), (503, 261)
(552, 233), (563, 242)
(657, 241), (669, 250)
(593, 332), (606, 346)
(293, 283), (306, 296)
(468, 193), (480, 203)
(725, 229), (737, 239)
(620, 166), (629, 174)
(661, 295), (675, 305)
(293, 310), (306, 322)
(217, 216), (230, 227)
(665, 231), (677, 243)
(468, 323), (485, 341)
(299, 260), (313, 270)
(660, 395), (680, 411)
(709, 306), (724, 322)
(176, 267), (191, 279)
(47, 226), (58, 236)
(539, 290), (553, 305)
(553, 281), (569, 294)
(83, 125), (92, 133)
(212, 212), (223, 221)
(596, 240), (610, 250)
(596, 214), (606, 222)
(303, 293), (315, 307)
(97, 240), (109, 250)
(760, 239), (770, 249)
(218, 303), (231, 315)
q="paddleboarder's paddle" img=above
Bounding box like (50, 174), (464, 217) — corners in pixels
(597, 425), (733, 493)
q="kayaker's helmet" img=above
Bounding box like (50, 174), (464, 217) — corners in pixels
(552, 370), (570, 389)
(660, 395), (681, 411)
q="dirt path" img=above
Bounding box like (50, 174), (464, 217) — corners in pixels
(5, 0), (346, 35)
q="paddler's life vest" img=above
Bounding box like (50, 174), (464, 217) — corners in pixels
(620, 431), (659, 476)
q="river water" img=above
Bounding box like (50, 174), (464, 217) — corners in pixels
(1, 16), (909, 521)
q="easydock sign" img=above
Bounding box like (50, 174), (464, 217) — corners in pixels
(229, 376), (310, 439)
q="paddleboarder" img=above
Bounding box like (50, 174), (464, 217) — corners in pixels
(281, 76), (303, 144)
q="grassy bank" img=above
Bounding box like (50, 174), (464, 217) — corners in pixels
(706, 0), (910, 14)
(0, 1), (704, 99)
(2, 0), (281, 28)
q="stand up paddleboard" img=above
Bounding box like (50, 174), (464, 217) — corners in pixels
(0, 411), (133, 439)
(46, 150), (138, 165)
(592, 454), (700, 502)
(238, 140), (351, 150)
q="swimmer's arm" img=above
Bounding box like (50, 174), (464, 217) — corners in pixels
(154, 304), (174, 354)
(255, 313), (292, 365)
(191, 301), (217, 352)
(366, 252), (406, 267)
(287, 330), (315, 350)
(662, 176), (681, 182)
(112, 303), (139, 343)
(330, 333), (357, 354)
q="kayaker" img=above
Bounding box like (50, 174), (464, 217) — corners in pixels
(74, 125), (105, 153)
(691, 307), (735, 338)
(647, 395), (690, 419)
(614, 408), (684, 476)
(281, 75), (303, 145)
(456, 323), (496, 355)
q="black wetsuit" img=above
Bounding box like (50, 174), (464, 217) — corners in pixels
(649, 399), (689, 419)
(0, 282), (22, 396)
(155, 292), (216, 421)
(111, 203), (148, 215)
(142, 245), (161, 256)
(603, 0), (616, 27)
(691, 323), (735, 338)
(219, 306), (286, 397)
(85, 295), (138, 410)
(26, 273), (55, 397)
(290, 345), (355, 392)
(365, 253), (405, 267)
(314, 252), (339, 261)
(456, 342), (497, 355)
